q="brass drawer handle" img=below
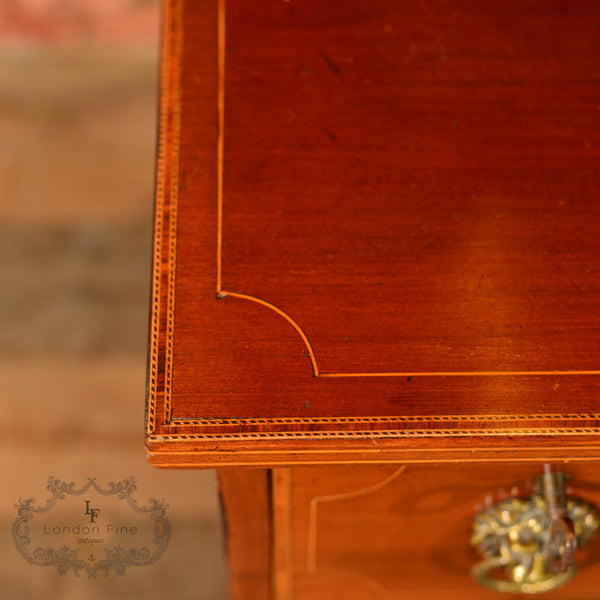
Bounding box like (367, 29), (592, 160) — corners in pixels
(471, 557), (575, 595)
(471, 466), (599, 594)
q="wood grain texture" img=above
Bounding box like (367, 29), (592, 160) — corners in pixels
(146, 0), (600, 465)
(272, 468), (293, 600)
(218, 469), (272, 600)
(290, 463), (600, 599)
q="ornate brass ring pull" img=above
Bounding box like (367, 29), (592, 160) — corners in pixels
(471, 466), (599, 594)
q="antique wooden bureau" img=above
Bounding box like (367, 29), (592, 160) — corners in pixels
(146, 1), (600, 597)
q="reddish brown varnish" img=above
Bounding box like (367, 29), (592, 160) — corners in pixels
(220, 463), (600, 600)
(289, 463), (600, 600)
(146, 0), (600, 465)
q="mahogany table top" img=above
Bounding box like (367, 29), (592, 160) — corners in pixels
(146, 0), (600, 466)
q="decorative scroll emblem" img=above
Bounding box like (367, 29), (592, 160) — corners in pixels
(13, 477), (170, 577)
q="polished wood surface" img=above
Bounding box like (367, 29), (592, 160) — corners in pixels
(218, 469), (272, 600)
(146, 0), (600, 465)
(284, 463), (600, 599)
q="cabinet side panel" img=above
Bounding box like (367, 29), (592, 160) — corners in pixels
(218, 469), (272, 600)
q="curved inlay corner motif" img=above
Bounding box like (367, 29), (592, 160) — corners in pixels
(305, 467), (406, 595)
(218, 291), (320, 376)
(213, 0), (600, 383)
(145, 0), (600, 445)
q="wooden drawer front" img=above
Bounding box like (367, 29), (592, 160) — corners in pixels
(280, 464), (600, 599)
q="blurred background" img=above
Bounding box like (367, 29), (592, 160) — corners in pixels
(0, 1), (227, 598)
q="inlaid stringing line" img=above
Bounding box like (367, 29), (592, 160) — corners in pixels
(307, 467), (406, 574)
(164, 0), (185, 424)
(212, 2), (600, 381)
(216, 0), (226, 293)
(170, 413), (600, 426)
(148, 0), (183, 434)
(150, 0), (600, 438)
(148, 427), (600, 442)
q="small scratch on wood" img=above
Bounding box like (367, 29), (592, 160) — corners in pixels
(318, 48), (342, 77)
(422, 237), (439, 249)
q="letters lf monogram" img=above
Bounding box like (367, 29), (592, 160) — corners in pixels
(84, 500), (100, 523)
